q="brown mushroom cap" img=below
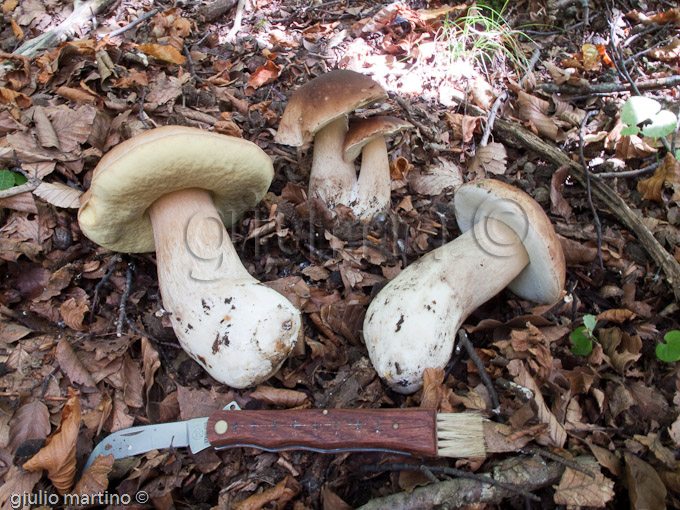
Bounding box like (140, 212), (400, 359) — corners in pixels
(454, 179), (566, 303)
(343, 116), (413, 162)
(274, 70), (387, 147)
(78, 126), (274, 253)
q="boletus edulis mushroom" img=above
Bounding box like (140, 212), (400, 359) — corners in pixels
(78, 126), (302, 388)
(363, 179), (566, 394)
(274, 70), (390, 219)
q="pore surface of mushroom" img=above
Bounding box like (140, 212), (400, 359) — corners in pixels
(78, 126), (302, 388)
(274, 70), (387, 215)
(343, 116), (413, 219)
(363, 179), (565, 394)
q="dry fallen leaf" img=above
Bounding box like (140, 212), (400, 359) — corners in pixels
(467, 142), (507, 176)
(249, 386), (309, 408)
(0, 87), (31, 107)
(638, 152), (680, 203)
(247, 59), (281, 89)
(137, 43), (186, 65)
(8, 399), (51, 454)
(550, 166), (572, 219)
(553, 456), (614, 507)
(32, 182), (83, 209)
(233, 475), (300, 510)
(625, 451), (667, 510)
(517, 91), (559, 141)
(649, 36), (680, 61)
(72, 454), (113, 496)
(23, 394), (82, 494)
(56, 337), (96, 388)
(409, 158), (463, 194)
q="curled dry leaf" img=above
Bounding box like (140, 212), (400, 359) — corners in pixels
(649, 36), (680, 61)
(554, 456), (614, 507)
(596, 309), (636, 323)
(247, 60), (281, 90)
(32, 182), (83, 209)
(72, 454), (113, 496)
(638, 152), (680, 203)
(625, 452), (667, 510)
(507, 359), (566, 447)
(517, 91), (558, 141)
(249, 386), (309, 408)
(0, 87), (32, 107)
(420, 367), (446, 410)
(59, 295), (89, 330)
(445, 112), (481, 143)
(598, 327), (642, 374)
(233, 475), (300, 510)
(23, 394), (82, 494)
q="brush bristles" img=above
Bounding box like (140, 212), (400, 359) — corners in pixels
(437, 413), (486, 458)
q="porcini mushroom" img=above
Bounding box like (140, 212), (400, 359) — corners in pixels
(78, 126), (302, 388)
(274, 70), (387, 215)
(363, 179), (565, 394)
(343, 116), (413, 219)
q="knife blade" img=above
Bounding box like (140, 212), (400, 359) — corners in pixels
(84, 402), (485, 470)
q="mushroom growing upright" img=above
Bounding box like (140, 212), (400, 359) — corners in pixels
(78, 126), (302, 388)
(274, 70), (388, 218)
(343, 116), (413, 219)
(363, 179), (565, 394)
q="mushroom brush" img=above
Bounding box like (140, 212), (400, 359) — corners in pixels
(363, 179), (566, 394)
(78, 126), (302, 388)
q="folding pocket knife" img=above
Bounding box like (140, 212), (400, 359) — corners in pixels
(84, 402), (485, 470)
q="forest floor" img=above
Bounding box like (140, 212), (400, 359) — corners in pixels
(1, 0), (680, 509)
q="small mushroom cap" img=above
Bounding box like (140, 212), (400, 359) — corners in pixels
(454, 179), (566, 303)
(343, 116), (413, 162)
(78, 126), (274, 253)
(274, 70), (387, 147)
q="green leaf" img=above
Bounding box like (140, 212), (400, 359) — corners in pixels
(621, 125), (640, 136)
(641, 109), (678, 138)
(655, 330), (680, 363)
(0, 170), (16, 190)
(570, 327), (593, 356)
(583, 314), (597, 334)
(621, 96), (661, 127)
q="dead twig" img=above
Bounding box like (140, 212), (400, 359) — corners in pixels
(579, 110), (603, 269)
(394, 95), (437, 142)
(521, 446), (597, 478)
(458, 330), (500, 412)
(594, 161), (662, 179)
(536, 74), (680, 95)
(480, 91), (507, 147)
(89, 254), (121, 323)
(108, 8), (159, 38)
(116, 263), (134, 337)
(225, 0), (246, 43)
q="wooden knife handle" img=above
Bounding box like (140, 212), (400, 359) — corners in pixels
(206, 407), (438, 456)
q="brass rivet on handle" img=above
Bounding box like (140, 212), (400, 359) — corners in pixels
(392, 423), (399, 430)
(322, 409), (328, 415)
(214, 420), (228, 435)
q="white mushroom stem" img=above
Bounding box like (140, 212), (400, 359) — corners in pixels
(308, 117), (356, 207)
(148, 187), (301, 388)
(364, 217), (530, 394)
(352, 136), (390, 220)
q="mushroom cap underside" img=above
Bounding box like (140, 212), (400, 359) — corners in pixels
(78, 126), (274, 253)
(454, 179), (566, 303)
(343, 116), (413, 162)
(274, 70), (387, 147)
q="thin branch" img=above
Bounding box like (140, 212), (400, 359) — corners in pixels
(536, 74), (680, 94)
(108, 8), (159, 38)
(521, 446), (597, 478)
(225, 0), (246, 43)
(480, 91), (507, 147)
(458, 329), (500, 412)
(579, 110), (603, 269)
(361, 463), (541, 502)
(116, 263), (134, 337)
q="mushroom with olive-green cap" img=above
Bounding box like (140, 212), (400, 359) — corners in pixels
(78, 125), (302, 388)
(274, 70), (387, 217)
(363, 179), (566, 394)
(343, 116), (413, 219)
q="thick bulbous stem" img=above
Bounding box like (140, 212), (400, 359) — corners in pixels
(352, 137), (390, 220)
(309, 117), (356, 207)
(363, 218), (530, 394)
(149, 188), (301, 388)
